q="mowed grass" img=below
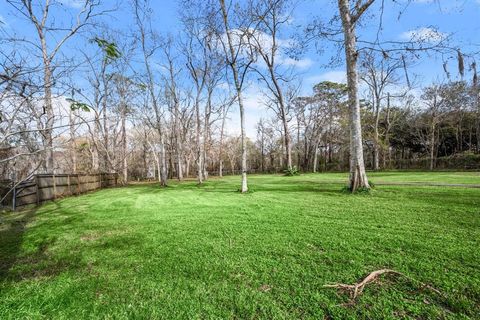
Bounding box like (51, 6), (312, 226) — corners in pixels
(1, 172), (479, 319)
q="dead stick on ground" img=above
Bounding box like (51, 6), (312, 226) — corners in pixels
(324, 269), (444, 300)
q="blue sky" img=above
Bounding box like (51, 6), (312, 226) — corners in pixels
(1, 0), (479, 137)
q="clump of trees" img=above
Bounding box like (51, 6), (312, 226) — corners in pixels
(1, 0), (478, 194)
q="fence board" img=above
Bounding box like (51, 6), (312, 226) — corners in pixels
(8, 173), (118, 210)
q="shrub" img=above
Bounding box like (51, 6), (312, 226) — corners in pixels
(284, 166), (300, 176)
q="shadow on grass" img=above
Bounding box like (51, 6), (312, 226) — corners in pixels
(0, 201), (87, 283)
(0, 208), (36, 280)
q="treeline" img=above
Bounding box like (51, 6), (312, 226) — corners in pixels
(1, 0), (479, 191)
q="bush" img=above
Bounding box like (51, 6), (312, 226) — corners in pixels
(284, 166), (300, 176)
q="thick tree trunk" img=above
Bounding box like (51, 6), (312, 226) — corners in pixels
(338, 0), (370, 191)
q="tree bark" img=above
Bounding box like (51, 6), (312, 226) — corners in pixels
(338, 0), (370, 191)
(69, 109), (77, 173)
(195, 97), (203, 184)
(430, 122), (436, 171)
(220, 0), (248, 192)
(313, 144), (319, 173)
(373, 95), (381, 171)
(219, 107), (227, 178)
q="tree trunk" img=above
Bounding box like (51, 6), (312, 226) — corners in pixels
(121, 106), (127, 183)
(430, 122), (436, 171)
(313, 144), (318, 173)
(220, 0), (248, 193)
(219, 108), (226, 178)
(175, 102), (183, 180)
(268, 65), (292, 170)
(195, 99), (203, 184)
(338, 0), (370, 191)
(69, 109), (77, 173)
(159, 135), (167, 186)
(102, 71), (110, 173)
(373, 95), (381, 171)
(43, 60), (55, 173)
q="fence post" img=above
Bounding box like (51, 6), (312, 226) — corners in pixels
(11, 170), (16, 211)
(35, 175), (40, 205)
(52, 174), (57, 200)
(67, 174), (71, 195)
(12, 186), (16, 211)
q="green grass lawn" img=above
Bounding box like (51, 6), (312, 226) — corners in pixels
(1, 172), (479, 319)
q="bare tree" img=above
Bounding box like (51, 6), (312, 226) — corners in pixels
(218, 0), (258, 192)
(246, 0), (296, 171)
(360, 51), (404, 170)
(133, 0), (168, 186)
(6, 0), (101, 173)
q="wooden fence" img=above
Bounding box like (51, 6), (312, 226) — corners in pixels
(7, 173), (118, 210)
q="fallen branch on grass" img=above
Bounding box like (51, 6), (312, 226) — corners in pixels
(324, 269), (444, 300)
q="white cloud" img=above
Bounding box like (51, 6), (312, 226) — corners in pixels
(220, 29), (310, 70)
(306, 71), (347, 85)
(400, 27), (446, 43)
(280, 57), (313, 69)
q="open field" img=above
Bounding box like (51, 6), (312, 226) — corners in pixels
(1, 172), (479, 319)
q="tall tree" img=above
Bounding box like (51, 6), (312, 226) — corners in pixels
(133, 0), (168, 186)
(218, 0), (256, 192)
(360, 51), (403, 170)
(247, 0), (295, 171)
(6, 0), (100, 173)
(337, 0), (374, 191)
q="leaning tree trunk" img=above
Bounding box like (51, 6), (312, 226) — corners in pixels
(269, 65), (292, 171)
(338, 0), (370, 191)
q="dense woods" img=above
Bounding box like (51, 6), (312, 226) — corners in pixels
(1, 0), (479, 193)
